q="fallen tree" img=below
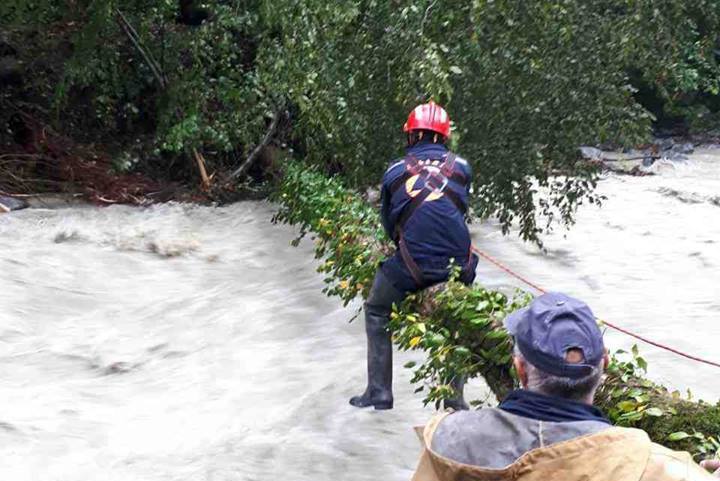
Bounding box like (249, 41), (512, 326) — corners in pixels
(273, 162), (720, 459)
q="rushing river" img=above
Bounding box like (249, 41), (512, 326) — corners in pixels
(473, 146), (720, 402)
(0, 147), (718, 480)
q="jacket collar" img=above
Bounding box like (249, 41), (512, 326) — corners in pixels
(499, 389), (610, 424)
(418, 415), (650, 481)
(405, 141), (448, 159)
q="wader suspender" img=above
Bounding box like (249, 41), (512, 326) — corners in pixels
(389, 153), (474, 286)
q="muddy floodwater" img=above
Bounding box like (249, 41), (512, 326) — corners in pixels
(1, 147), (719, 480)
(473, 147), (720, 401)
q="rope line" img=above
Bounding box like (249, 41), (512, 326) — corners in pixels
(470, 246), (720, 369)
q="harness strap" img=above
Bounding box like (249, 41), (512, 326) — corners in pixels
(395, 187), (434, 286)
(389, 153), (467, 196)
(390, 151), (472, 287)
(442, 188), (467, 214)
(461, 245), (476, 280)
(396, 185), (433, 235)
(440, 152), (456, 177)
(398, 231), (425, 287)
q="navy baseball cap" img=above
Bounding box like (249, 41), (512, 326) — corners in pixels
(504, 292), (605, 379)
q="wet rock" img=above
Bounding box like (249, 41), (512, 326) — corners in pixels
(579, 146), (603, 160)
(597, 141), (619, 151)
(0, 196), (28, 213)
(663, 151), (689, 162)
(653, 137), (675, 151)
(672, 142), (694, 155)
(623, 148), (649, 158)
(641, 156), (656, 167)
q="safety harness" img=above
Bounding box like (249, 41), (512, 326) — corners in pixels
(388, 153), (475, 286)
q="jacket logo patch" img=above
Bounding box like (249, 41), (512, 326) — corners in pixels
(405, 164), (447, 202)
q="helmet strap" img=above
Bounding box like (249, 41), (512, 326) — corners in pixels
(407, 130), (446, 146)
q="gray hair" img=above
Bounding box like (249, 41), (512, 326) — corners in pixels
(513, 345), (604, 402)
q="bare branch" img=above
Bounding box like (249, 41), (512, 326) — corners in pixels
(229, 109), (283, 180)
(116, 9), (168, 89)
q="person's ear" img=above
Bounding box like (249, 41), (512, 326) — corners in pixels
(603, 348), (610, 370)
(513, 356), (528, 388)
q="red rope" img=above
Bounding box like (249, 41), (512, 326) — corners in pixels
(472, 248), (548, 294)
(471, 245), (720, 369)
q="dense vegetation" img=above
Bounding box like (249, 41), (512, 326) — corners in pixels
(274, 162), (720, 459)
(2, 1), (719, 240)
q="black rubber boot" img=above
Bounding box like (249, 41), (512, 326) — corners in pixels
(443, 375), (469, 411)
(349, 313), (394, 410)
(350, 271), (404, 410)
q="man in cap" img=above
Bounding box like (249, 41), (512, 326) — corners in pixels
(412, 292), (717, 481)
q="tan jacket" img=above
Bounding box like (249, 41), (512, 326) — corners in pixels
(413, 413), (715, 481)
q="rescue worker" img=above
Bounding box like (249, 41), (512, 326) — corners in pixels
(349, 101), (478, 411)
(412, 292), (717, 481)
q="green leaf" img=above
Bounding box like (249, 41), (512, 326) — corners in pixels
(636, 357), (648, 372)
(644, 407), (663, 417)
(667, 432), (691, 442)
(617, 400), (637, 413)
(455, 346), (471, 358)
(470, 317), (490, 328)
(485, 330), (507, 340)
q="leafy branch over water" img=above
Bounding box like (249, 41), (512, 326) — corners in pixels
(274, 162), (720, 459)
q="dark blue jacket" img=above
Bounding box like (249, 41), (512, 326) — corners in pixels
(499, 390), (610, 424)
(380, 141), (477, 293)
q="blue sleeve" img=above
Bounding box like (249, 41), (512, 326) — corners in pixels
(380, 160), (405, 241)
(459, 158), (473, 195)
(380, 182), (394, 240)
(466, 164), (472, 195)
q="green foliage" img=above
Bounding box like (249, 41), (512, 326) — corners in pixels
(390, 274), (530, 406)
(621, 1), (720, 102)
(272, 163), (386, 305)
(3, 0), (719, 240)
(275, 163), (720, 459)
(158, 3), (270, 152)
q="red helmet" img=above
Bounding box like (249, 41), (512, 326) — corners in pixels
(403, 101), (451, 138)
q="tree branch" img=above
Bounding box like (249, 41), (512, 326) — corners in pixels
(229, 108), (283, 180)
(115, 9), (168, 89)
